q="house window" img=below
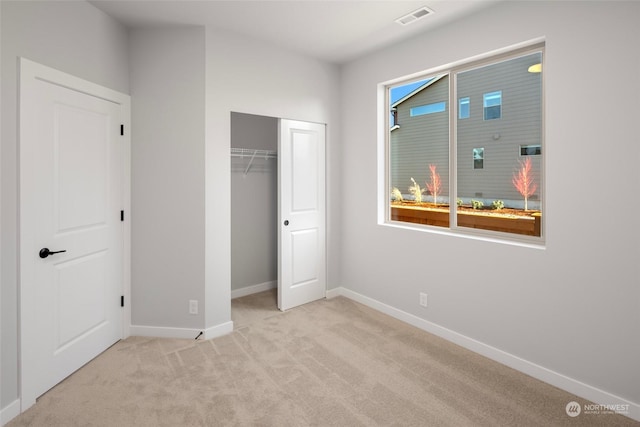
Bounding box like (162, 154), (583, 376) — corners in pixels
(386, 44), (544, 242)
(473, 148), (484, 169)
(483, 91), (502, 120)
(410, 101), (446, 117)
(520, 144), (541, 156)
(459, 97), (470, 119)
(391, 109), (399, 127)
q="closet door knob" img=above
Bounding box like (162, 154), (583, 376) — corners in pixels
(284, 220), (289, 226)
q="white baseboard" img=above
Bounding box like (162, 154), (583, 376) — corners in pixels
(204, 321), (234, 340)
(325, 287), (341, 299)
(1, 399), (20, 426)
(231, 280), (276, 299)
(332, 287), (640, 422)
(129, 324), (205, 339)
(130, 321), (233, 341)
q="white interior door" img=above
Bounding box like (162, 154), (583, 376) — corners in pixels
(19, 58), (129, 409)
(278, 119), (326, 311)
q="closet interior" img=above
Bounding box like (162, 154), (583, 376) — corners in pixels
(230, 112), (279, 317)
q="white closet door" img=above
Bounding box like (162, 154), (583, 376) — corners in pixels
(278, 119), (326, 311)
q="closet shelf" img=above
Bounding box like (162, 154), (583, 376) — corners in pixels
(230, 148), (277, 176)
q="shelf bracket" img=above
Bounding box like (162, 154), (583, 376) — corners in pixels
(243, 150), (258, 176)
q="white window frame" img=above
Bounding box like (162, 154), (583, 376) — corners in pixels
(483, 91), (502, 120)
(473, 147), (484, 169)
(379, 40), (545, 247)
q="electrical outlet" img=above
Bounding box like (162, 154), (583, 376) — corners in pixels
(419, 292), (428, 308)
(189, 300), (198, 315)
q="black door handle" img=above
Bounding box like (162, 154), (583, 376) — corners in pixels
(284, 220), (289, 226)
(39, 248), (67, 259)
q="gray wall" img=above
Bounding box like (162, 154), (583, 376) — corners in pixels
(230, 113), (278, 292)
(1, 0), (129, 411)
(0, 0), (333, 418)
(204, 29), (341, 330)
(8, 0), (634, 421)
(231, 113), (277, 152)
(341, 0), (639, 407)
(129, 27), (206, 329)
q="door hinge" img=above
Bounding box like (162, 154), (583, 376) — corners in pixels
(120, 210), (124, 222)
(120, 124), (124, 136)
(121, 295), (124, 307)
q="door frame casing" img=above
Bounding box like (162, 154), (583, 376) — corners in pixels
(18, 58), (131, 411)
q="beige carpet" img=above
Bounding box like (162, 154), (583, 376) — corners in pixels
(8, 290), (637, 426)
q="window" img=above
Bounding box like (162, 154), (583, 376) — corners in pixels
(387, 45), (544, 241)
(459, 97), (470, 119)
(473, 148), (484, 169)
(520, 144), (541, 156)
(483, 91), (502, 120)
(410, 101), (446, 117)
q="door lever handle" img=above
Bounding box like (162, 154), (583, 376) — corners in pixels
(39, 248), (67, 259)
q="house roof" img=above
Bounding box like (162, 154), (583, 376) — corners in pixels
(391, 74), (447, 109)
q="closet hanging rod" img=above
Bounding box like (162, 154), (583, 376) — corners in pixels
(230, 147), (277, 159)
(230, 148), (277, 176)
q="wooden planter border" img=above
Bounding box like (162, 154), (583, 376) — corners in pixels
(391, 205), (541, 237)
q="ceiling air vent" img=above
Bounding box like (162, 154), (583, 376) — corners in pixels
(395, 6), (434, 26)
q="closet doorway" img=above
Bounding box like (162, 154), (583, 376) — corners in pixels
(230, 112), (279, 326)
(230, 112), (326, 326)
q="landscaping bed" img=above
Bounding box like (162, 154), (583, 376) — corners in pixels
(391, 202), (541, 236)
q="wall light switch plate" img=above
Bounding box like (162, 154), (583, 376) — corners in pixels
(189, 300), (198, 315)
(419, 293), (428, 308)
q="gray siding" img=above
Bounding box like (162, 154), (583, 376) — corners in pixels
(457, 52), (542, 205)
(390, 52), (542, 208)
(390, 75), (449, 201)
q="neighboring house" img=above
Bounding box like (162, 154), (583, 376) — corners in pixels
(391, 75), (450, 202)
(390, 53), (542, 209)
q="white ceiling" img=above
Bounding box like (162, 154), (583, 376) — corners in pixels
(89, 0), (501, 64)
